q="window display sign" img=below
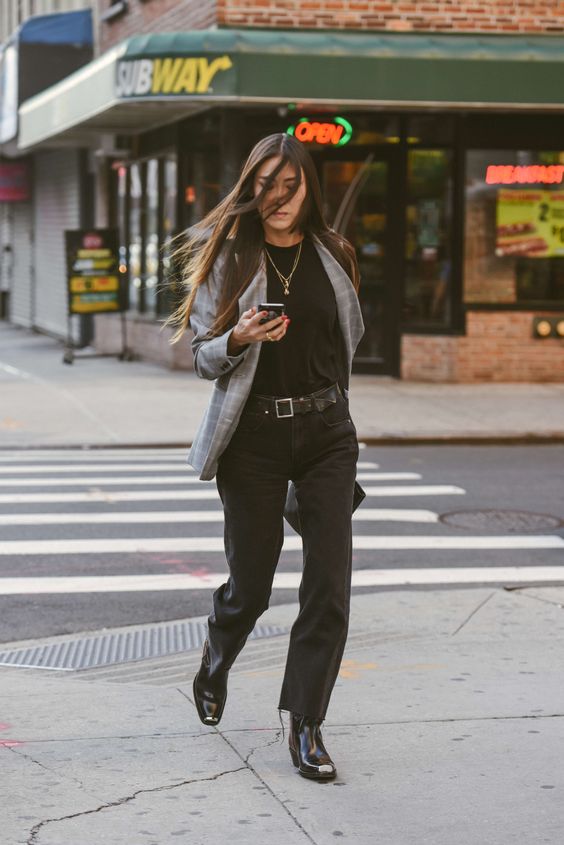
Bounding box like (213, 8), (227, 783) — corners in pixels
(0, 162), (30, 201)
(65, 229), (127, 313)
(287, 117), (353, 146)
(495, 189), (564, 258)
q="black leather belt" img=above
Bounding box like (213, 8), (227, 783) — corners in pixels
(245, 383), (340, 419)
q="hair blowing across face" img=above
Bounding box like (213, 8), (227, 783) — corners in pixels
(166, 132), (360, 343)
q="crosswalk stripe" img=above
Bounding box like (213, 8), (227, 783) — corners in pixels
(0, 452), (378, 469)
(0, 485), (464, 504)
(0, 464), (196, 474)
(0, 490), (220, 504)
(0, 471), (408, 486)
(0, 566), (563, 593)
(0, 450), (188, 461)
(0, 535), (561, 555)
(0, 508), (440, 526)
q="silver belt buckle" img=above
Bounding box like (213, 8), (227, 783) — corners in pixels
(275, 397), (294, 418)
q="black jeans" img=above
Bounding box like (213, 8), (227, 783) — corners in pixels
(206, 386), (359, 720)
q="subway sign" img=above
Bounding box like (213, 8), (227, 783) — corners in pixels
(287, 117), (353, 146)
(115, 55), (234, 97)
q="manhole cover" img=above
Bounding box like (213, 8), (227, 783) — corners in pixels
(440, 509), (562, 532)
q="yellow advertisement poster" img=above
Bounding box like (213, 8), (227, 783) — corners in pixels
(496, 189), (564, 258)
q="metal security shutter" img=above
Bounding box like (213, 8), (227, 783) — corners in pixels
(33, 150), (81, 338)
(8, 200), (34, 327)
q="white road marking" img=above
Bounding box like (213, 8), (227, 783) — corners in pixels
(1, 566), (564, 594)
(0, 451), (188, 462)
(0, 460), (380, 473)
(0, 471), (405, 486)
(0, 475), (212, 487)
(0, 490), (221, 504)
(0, 508), (439, 526)
(0, 485), (465, 504)
(0, 464), (196, 474)
(363, 485), (466, 496)
(0, 535), (561, 555)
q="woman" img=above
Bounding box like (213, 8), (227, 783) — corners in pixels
(170, 132), (364, 781)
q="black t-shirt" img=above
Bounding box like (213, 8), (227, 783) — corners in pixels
(250, 237), (341, 397)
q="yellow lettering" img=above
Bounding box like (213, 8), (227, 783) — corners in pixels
(173, 58), (198, 94)
(196, 55), (233, 93)
(152, 58), (183, 94)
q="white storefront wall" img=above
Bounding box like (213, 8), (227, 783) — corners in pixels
(32, 149), (81, 338)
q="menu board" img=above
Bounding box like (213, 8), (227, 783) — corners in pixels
(65, 229), (127, 314)
(496, 189), (564, 258)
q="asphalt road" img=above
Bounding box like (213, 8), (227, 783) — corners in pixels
(0, 444), (562, 644)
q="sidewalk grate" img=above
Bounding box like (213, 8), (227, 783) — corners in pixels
(0, 621), (289, 671)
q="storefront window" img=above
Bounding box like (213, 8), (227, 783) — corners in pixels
(403, 149), (453, 326)
(158, 155), (178, 317)
(465, 150), (564, 305)
(184, 150), (220, 231)
(113, 154), (179, 318)
(144, 158), (159, 313)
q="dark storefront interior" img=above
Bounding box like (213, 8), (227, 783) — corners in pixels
(109, 109), (564, 375)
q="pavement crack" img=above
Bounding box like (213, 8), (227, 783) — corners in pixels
(5, 744), (100, 799)
(450, 590), (495, 636)
(244, 729), (283, 764)
(26, 766), (247, 844)
(216, 730), (319, 845)
(504, 588), (564, 609)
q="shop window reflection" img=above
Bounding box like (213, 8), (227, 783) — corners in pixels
(128, 163), (143, 312)
(403, 150), (453, 326)
(114, 155), (179, 318)
(323, 158), (388, 364)
(159, 156), (178, 317)
(144, 158), (159, 314)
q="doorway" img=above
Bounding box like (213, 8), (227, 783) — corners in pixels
(321, 149), (403, 375)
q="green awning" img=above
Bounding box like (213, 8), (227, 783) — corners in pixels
(18, 29), (564, 149)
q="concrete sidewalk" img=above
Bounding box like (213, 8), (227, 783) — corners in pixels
(2, 586), (563, 844)
(1, 322), (563, 447)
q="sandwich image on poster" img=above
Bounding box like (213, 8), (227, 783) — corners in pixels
(495, 189), (564, 258)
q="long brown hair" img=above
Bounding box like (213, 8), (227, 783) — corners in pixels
(166, 132), (359, 343)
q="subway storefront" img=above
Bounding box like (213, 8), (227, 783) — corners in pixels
(18, 31), (564, 381)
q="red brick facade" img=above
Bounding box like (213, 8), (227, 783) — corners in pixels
(402, 312), (564, 382)
(96, 0), (216, 54)
(219, 0), (564, 32)
(97, 0), (564, 53)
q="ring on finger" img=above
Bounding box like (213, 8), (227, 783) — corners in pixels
(265, 331), (275, 342)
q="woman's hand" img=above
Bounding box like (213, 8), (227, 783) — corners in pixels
(228, 307), (290, 354)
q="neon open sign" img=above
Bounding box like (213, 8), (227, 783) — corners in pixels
(486, 165), (564, 185)
(287, 117), (353, 147)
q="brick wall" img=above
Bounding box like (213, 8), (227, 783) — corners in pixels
(96, 0), (564, 51)
(96, 0), (216, 53)
(402, 312), (564, 383)
(218, 0), (564, 33)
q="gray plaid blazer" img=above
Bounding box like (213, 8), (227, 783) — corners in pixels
(188, 234), (365, 480)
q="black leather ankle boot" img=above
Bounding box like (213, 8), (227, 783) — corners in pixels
(288, 712), (337, 780)
(193, 639), (228, 726)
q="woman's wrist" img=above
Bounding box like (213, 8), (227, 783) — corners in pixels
(227, 326), (248, 356)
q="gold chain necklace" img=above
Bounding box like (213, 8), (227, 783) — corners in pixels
(264, 240), (303, 296)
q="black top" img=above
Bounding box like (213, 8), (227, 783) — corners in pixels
(250, 236), (341, 397)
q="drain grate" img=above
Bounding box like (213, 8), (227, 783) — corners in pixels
(0, 621), (289, 671)
(440, 509), (562, 532)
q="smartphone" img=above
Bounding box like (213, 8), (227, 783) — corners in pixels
(258, 303), (286, 325)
